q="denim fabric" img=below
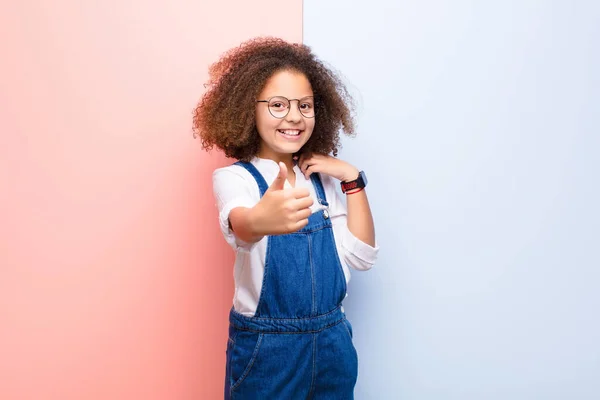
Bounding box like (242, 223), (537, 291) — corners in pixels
(224, 161), (358, 399)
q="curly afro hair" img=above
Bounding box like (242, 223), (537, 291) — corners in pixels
(193, 37), (356, 161)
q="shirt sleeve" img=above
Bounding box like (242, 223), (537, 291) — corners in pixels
(212, 167), (260, 252)
(321, 173), (380, 271)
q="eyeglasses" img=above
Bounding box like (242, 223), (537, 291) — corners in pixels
(256, 96), (315, 119)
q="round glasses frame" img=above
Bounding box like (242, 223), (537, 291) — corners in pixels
(256, 96), (316, 119)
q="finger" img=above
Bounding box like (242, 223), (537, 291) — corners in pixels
(293, 196), (314, 210)
(296, 208), (312, 221)
(268, 162), (288, 191)
(291, 187), (311, 199)
(300, 160), (313, 174)
(304, 164), (314, 178)
(299, 153), (313, 168)
(304, 163), (323, 179)
(292, 218), (309, 232)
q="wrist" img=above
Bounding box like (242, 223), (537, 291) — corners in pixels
(340, 168), (360, 183)
(247, 206), (264, 238)
(340, 170), (368, 194)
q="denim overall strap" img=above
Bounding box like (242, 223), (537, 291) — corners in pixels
(310, 172), (329, 209)
(234, 161), (268, 196)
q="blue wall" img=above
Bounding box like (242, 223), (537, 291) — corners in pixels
(305, 1), (600, 398)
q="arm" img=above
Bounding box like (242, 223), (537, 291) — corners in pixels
(323, 170), (379, 271)
(228, 207), (263, 244)
(344, 185), (376, 247)
(213, 167), (259, 251)
(218, 162), (314, 246)
(297, 153), (376, 247)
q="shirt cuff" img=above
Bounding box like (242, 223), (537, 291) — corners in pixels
(219, 198), (257, 252)
(341, 229), (380, 271)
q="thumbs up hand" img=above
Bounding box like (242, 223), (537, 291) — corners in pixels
(250, 162), (314, 235)
(267, 161), (289, 192)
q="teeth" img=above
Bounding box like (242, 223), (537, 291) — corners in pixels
(279, 129), (300, 136)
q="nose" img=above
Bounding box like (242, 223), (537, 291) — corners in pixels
(285, 100), (303, 123)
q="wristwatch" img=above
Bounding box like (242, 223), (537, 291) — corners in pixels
(340, 171), (367, 194)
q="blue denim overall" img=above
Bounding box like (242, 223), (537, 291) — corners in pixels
(224, 161), (358, 400)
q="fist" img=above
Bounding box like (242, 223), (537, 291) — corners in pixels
(251, 162), (314, 235)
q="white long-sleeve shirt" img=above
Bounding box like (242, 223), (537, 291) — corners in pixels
(213, 157), (379, 317)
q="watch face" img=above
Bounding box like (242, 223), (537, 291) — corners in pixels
(359, 171), (367, 186)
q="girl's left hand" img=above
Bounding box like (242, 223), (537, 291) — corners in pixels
(297, 153), (360, 182)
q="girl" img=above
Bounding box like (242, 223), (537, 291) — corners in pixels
(194, 37), (379, 399)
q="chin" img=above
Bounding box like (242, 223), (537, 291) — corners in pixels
(274, 143), (306, 155)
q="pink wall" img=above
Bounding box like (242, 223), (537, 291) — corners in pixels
(0, 1), (301, 399)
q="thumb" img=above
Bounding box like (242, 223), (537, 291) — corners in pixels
(268, 162), (288, 191)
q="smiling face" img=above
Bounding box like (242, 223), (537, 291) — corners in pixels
(255, 69), (315, 162)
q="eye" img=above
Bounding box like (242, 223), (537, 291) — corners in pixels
(300, 102), (313, 110)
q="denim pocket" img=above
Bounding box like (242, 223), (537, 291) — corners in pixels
(230, 330), (264, 391)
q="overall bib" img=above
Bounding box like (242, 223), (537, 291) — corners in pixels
(224, 161), (358, 400)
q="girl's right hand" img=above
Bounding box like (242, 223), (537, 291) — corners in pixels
(250, 162), (313, 235)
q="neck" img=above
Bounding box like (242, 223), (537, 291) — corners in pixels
(257, 152), (295, 171)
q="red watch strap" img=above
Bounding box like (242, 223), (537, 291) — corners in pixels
(341, 180), (360, 192)
(346, 187), (364, 195)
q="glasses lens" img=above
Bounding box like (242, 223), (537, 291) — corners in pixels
(268, 97), (290, 118)
(298, 97), (315, 118)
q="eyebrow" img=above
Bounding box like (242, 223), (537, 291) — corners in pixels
(264, 94), (315, 99)
(266, 95), (314, 100)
